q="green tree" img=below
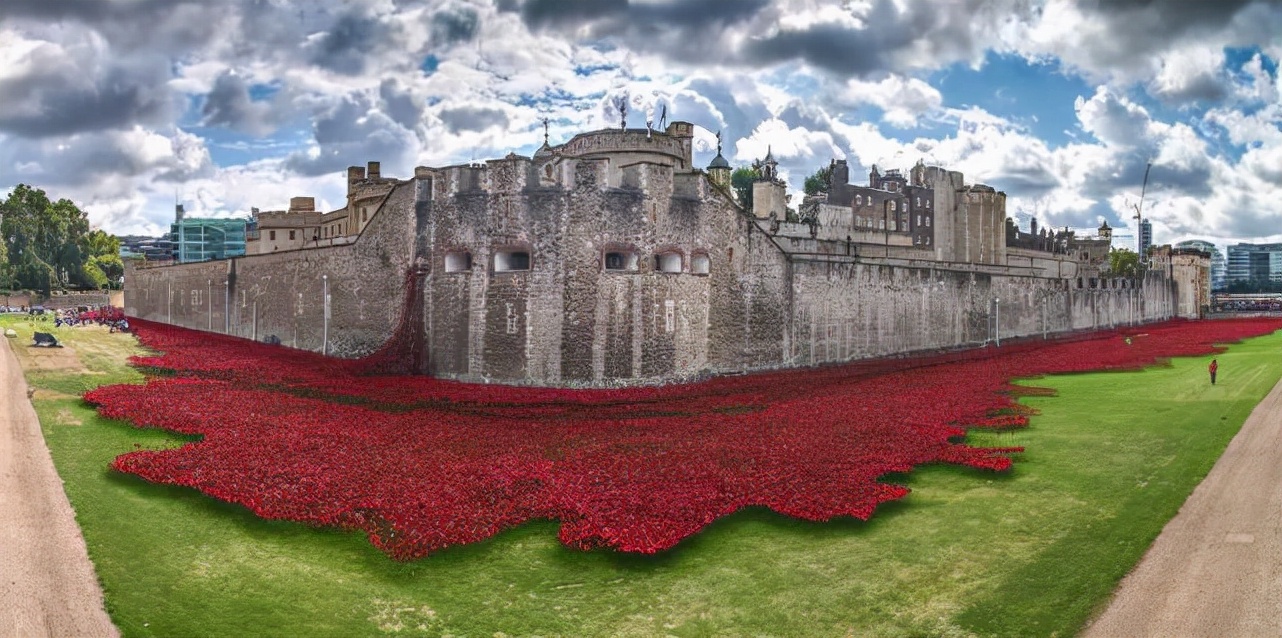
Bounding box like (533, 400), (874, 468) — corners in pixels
(803, 164), (833, 196)
(730, 167), (756, 210)
(1107, 248), (1142, 277)
(0, 229), (9, 290)
(83, 228), (121, 258)
(81, 229), (124, 287)
(1, 183), (94, 290)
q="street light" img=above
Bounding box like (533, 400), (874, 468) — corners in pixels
(994, 297), (1001, 347)
(321, 274), (329, 356)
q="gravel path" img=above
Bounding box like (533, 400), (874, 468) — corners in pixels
(0, 336), (118, 638)
(1082, 374), (1282, 637)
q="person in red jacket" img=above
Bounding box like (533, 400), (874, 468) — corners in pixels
(1209, 358), (1218, 385)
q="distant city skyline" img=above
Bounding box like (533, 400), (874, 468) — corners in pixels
(1, 1), (1279, 248)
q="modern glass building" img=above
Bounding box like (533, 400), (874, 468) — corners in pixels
(1174, 240), (1228, 291)
(170, 205), (248, 263)
(1138, 219), (1153, 257)
(1226, 242), (1282, 285)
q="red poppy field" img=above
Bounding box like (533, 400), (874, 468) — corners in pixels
(84, 317), (1282, 561)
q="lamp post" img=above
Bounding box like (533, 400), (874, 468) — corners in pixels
(223, 279), (230, 334)
(883, 199), (891, 257)
(321, 274), (329, 356)
(994, 297), (1001, 347)
(207, 279), (212, 330)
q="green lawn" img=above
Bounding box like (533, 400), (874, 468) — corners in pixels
(5, 314), (1280, 637)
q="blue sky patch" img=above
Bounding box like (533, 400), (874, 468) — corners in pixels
(421, 54), (439, 76)
(931, 53), (1092, 148)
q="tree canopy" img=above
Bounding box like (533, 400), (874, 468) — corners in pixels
(1, 184), (119, 293)
(730, 167), (756, 210)
(803, 165), (833, 196)
(1106, 248), (1142, 277)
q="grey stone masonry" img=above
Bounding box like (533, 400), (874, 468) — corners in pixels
(125, 122), (1204, 387)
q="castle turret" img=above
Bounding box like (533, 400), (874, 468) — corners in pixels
(752, 147), (786, 220)
(707, 130), (731, 190)
(830, 159), (849, 191)
(1098, 220), (1113, 242)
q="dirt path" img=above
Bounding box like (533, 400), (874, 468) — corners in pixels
(0, 336), (118, 638)
(1082, 374), (1282, 638)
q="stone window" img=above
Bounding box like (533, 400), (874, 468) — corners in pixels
(269, 230), (276, 241)
(878, 219), (885, 230)
(494, 250), (531, 272)
(654, 251), (682, 274)
(362, 208), (368, 222)
(289, 230), (296, 240)
(603, 250), (639, 272)
(926, 235), (931, 246)
(444, 251), (472, 273)
(925, 216), (931, 227)
(691, 252), (710, 275)
(926, 199), (931, 208)
(890, 201), (897, 212)
(855, 195), (862, 206)
(917, 215), (922, 227)
(916, 197), (921, 207)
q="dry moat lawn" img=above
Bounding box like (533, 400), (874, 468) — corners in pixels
(4, 313), (1280, 637)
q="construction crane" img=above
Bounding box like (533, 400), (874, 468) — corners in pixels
(1132, 162), (1152, 262)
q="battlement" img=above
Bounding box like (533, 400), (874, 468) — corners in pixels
(420, 154), (695, 200)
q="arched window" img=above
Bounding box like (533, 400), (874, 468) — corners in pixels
(494, 249), (531, 272)
(444, 251), (472, 273)
(691, 252), (710, 275)
(654, 251), (682, 274)
(603, 250), (639, 272)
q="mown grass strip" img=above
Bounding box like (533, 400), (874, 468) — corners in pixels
(4, 314), (1278, 637)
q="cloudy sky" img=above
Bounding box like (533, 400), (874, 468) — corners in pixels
(1, 0), (1279, 250)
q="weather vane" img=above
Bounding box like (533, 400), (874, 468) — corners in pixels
(716, 130), (723, 155)
(541, 117), (549, 145)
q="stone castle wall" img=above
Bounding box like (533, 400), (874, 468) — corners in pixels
(124, 145), (1194, 388)
(125, 182), (417, 356)
(417, 156), (783, 385)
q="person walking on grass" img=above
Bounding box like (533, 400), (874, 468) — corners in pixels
(1209, 358), (1218, 385)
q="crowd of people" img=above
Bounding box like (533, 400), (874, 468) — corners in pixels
(1214, 299), (1282, 313)
(52, 306), (129, 332)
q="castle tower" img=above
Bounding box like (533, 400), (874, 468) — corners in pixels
(752, 146), (786, 220)
(830, 159), (849, 190)
(707, 130), (731, 189)
(1098, 220), (1113, 242)
(534, 117), (554, 159)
